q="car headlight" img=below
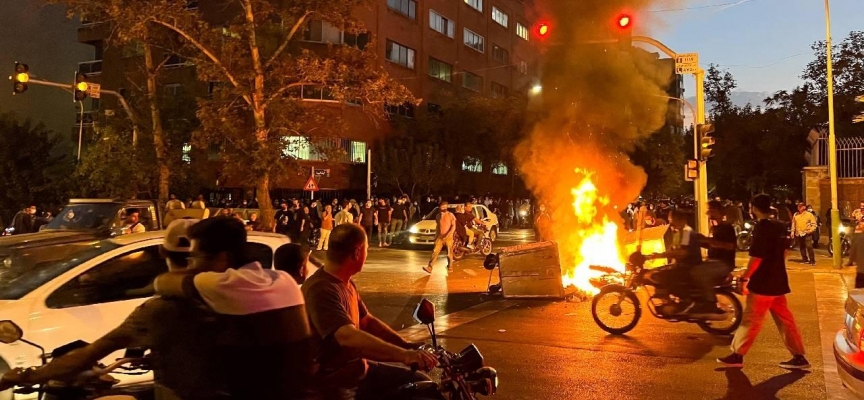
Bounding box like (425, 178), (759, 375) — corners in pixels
(519, 210), (527, 216)
(841, 226), (850, 235)
(744, 222), (752, 230)
(409, 225), (419, 234)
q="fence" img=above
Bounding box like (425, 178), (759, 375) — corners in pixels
(813, 132), (864, 178)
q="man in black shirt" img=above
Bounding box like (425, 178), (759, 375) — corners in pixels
(718, 194), (809, 369)
(690, 201), (737, 318)
(274, 202), (292, 235)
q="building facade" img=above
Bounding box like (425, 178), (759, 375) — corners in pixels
(75, 0), (542, 201)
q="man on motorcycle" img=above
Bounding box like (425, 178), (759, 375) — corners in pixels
(303, 223), (437, 399)
(455, 204), (483, 249)
(463, 202), (485, 247)
(690, 200), (737, 319)
(647, 209), (703, 311)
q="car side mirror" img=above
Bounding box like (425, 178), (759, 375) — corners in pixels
(0, 320), (23, 344)
(413, 299), (436, 325)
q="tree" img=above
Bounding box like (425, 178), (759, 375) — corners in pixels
(0, 112), (74, 220)
(75, 125), (158, 199)
(373, 136), (454, 199)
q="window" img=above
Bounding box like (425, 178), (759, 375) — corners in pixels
(122, 41), (144, 58)
(283, 136), (311, 160)
(462, 72), (482, 92)
(464, 0), (482, 12)
(492, 44), (509, 63)
(516, 23), (529, 40)
(182, 143), (191, 164)
(493, 162), (509, 175)
(427, 103), (441, 114)
(492, 7), (508, 28)
(300, 85), (336, 101)
(163, 54), (188, 68)
(164, 83), (183, 96)
(515, 57), (528, 74)
(491, 82), (508, 98)
(428, 58), (452, 82)
(350, 141), (367, 163)
(344, 32), (370, 50)
(387, 0), (416, 19)
(386, 40), (416, 69)
(430, 10), (455, 38)
(462, 159), (483, 172)
(46, 246), (167, 309)
(463, 29), (485, 53)
(386, 103), (415, 118)
(303, 20), (342, 43)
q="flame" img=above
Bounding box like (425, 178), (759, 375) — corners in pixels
(560, 169), (626, 294)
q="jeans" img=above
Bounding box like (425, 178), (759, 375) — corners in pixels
(362, 224), (373, 243)
(428, 233), (454, 268)
(797, 235), (814, 263)
(315, 362), (430, 400)
(391, 219), (405, 235)
(731, 293), (806, 357)
(690, 260), (733, 304)
(377, 223), (391, 244)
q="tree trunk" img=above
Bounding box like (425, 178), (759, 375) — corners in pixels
(143, 42), (170, 207)
(257, 173), (275, 232)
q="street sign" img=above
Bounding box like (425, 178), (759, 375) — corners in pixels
(88, 83), (101, 99)
(685, 159), (699, 181)
(675, 52), (699, 74)
(303, 175), (319, 191)
(314, 168), (330, 177)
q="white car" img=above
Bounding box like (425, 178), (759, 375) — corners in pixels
(834, 289), (864, 397)
(0, 231), (289, 399)
(404, 204), (499, 246)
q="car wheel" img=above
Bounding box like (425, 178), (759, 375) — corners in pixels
(490, 227), (498, 242)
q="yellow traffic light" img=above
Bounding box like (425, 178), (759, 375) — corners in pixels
(15, 72), (29, 83)
(76, 81), (88, 92)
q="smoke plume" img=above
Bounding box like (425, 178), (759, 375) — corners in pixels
(516, 0), (681, 282)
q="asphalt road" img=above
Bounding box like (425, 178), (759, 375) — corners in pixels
(321, 229), (857, 400)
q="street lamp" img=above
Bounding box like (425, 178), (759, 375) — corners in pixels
(531, 85), (543, 95)
(824, 0), (841, 268)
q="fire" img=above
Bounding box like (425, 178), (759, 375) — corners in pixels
(560, 169), (626, 294)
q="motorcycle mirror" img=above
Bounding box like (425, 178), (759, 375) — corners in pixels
(0, 320), (23, 344)
(413, 299), (436, 325)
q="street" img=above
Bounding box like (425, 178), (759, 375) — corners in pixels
(337, 229), (857, 400)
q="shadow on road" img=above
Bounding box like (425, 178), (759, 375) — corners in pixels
(716, 368), (808, 400)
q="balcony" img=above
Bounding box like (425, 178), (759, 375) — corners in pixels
(77, 20), (111, 44)
(78, 60), (103, 77)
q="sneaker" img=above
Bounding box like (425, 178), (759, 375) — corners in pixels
(717, 353), (744, 368)
(423, 265), (433, 274)
(779, 355), (810, 370)
(809, 261), (816, 266)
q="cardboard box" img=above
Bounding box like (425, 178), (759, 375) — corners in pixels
(497, 241), (564, 299)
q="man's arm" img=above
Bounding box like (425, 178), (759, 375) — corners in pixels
(359, 314), (412, 349)
(333, 325), (435, 369)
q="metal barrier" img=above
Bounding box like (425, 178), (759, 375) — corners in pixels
(814, 133), (864, 178)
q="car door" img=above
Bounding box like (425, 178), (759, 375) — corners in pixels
(26, 240), (166, 367)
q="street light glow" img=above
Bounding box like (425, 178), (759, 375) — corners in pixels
(14, 72), (29, 83)
(618, 14), (631, 28)
(531, 85), (542, 94)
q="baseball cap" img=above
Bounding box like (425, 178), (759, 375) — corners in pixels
(163, 219), (199, 252)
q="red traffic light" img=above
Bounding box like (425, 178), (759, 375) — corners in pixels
(536, 22), (550, 38)
(617, 14), (632, 29)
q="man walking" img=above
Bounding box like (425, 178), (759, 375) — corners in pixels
(717, 194), (809, 369)
(791, 202), (817, 265)
(424, 201), (456, 273)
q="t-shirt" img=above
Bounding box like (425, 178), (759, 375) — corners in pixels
(275, 209), (292, 227)
(302, 269), (369, 388)
(747, 219), (791, 296)
(375, 205), (392, 224)
(455, 212), (475, 237)
(675, 225), (703, 268)
(707, 223), (737, 268)
(360, 207), (375, 225)
(321, 214), (334, 230)
(392, 203), (408, 220)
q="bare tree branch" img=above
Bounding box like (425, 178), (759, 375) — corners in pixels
(264, 11), (313, 70)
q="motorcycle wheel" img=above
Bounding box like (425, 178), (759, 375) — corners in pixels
(736, 232), (752, 252)
(481, 239), (493, 256)
(697, 291), (743, 336)
(453, 245), (466, 261)
(591, 285), (641, 335)
(489, 227), (498, 242)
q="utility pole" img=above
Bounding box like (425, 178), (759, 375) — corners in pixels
(824, 0), (841, 268)
(367, 148), (372, 200)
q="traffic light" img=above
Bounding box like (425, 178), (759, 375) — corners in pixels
(74, 73), (89, 101)
(615, 13), (633, 49)
(11, 62), (29, 94)
(698, 123), (716, 160)
(535, 22), (550, 41)
(685, 159), (698, 181)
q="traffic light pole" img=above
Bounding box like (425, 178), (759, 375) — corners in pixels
(28, 78), (140, 146)
(824, 0), (842, 269)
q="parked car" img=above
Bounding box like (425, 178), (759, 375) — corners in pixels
(0, 230), (289, 399)
(399, 204), (499, 247)
(834, 289), (864, 397)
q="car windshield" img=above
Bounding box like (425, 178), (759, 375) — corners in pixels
(44, 204), (121, 231)
(0, 241), (120, 300)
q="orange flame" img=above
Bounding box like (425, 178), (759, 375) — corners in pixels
(560, 169), (626, 294)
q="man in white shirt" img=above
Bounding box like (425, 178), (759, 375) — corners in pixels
(124, 209), (146, 234)
(791, 202), (817, 265)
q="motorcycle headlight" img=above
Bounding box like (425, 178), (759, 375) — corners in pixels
(468, 367), (498, 396)
(744, 222), (752, 230)
(840, 226), (849, 235)
(519, 210), (527, 216)
(409, 225), (419, 234)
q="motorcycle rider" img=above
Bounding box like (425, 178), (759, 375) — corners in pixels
(690, 200), (737, 319)
(647, 209), (703, 313)
(0, 219), (234, 399)
(303, 223), (438, 399)
(454, 204), (481, 249)
(463, 202), (485, 248)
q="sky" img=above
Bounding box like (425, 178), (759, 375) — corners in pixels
(647, 0), (864, 99)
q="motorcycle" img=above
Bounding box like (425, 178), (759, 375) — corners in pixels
(589, 253), (744, 336)
(452, 227), (493, 261)
(828, 218), (854, 257)
(736, 220), (755, 252)
(394, 299), (497, 400)
(0, 320), (151, 400)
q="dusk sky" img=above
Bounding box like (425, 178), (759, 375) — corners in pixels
(0, 0), (861, 137)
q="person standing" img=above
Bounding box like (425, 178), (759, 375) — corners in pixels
(274, 202), (292, 236)
(791, 202), (817, 265)
(318, 205), (334, 251)
(191, 195), (207, 209)
(845, 221), (864, 288)
(335, 201), (354, 226)
(374, 199), (392, 247)
(424, 201), (456, 274)
(717, 194), (809, 369)
(535, 204), (553, 242)
(166, 194), (185, 210)
(391, 196), (409, 238)
(10, 206), (36, 235)
(359, 200), (375, 243)
(299, 206), (313, 246)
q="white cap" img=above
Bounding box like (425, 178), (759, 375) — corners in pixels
(163, 219), (199, 252)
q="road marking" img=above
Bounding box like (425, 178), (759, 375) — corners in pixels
(398, 299), (518, 341)
(814, 272), (858, 400)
